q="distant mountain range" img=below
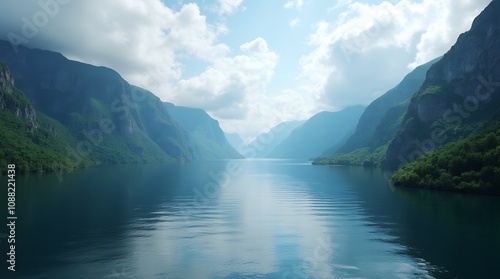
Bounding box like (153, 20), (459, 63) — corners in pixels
(267, 106), (365, 159)
(242, 120), (305, 158)
(235, 105), (365, 160)
(0, 40), (241, 172)
(1, 0), (499, 194)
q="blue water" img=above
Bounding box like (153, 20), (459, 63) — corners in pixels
(1, 159), (499, 278)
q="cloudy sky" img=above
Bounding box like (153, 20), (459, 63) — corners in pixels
(0, 0), (491, 141)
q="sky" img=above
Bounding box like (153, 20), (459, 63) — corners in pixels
(0, 0), (492, 142)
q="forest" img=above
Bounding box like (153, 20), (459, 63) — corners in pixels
(391, 122), (500, 194)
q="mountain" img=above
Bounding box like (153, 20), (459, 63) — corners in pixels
(0, 40), (244, 163)
(164, 102), (243, 159)
(224, 132), (246, 152)
(314, 57), (439, 166)
(313, 0), (500, 194)
(385, 0), (500, 170)
(242, 120), (305, 158)
(320, 128), (357, 156)
(0, 40), (201, 165)
(0, 61), (80, 173)
(268, 106), (365, 159)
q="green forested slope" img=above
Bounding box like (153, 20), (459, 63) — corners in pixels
(0, 110), (83, 173)
(392, 122), (500, 194)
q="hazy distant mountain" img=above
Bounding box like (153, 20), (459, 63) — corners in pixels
(268, 106), (365, 159)
(164, 102), (243, 159)
(314, 57), (439, 166)
(320, 127), (357, 156)
(242, 120), (305, 158)
(224, 132), (246, 152)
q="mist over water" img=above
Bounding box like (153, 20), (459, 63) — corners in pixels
(1, 160), (499, 278)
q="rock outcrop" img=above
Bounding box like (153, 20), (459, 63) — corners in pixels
(0, 61), (37, 131)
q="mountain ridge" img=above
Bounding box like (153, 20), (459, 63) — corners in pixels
(0, 40), (240, 167)
(268, 106), (365, 159)
(241, 120), (306, 158)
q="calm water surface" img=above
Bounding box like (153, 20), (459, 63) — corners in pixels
(1, 159), (499, 278)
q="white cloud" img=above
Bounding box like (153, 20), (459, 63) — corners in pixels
(328, 0), (353, 12)
(289, 18), (301, 27)
(299, 0), (491, 109)
(220, 89), (315, 142)
(172, 37), (278, 120)
(284, 0), (304, 10)
(409, 0), (491, 68)
(214, 0), (244, 16)
(0, 0), (230, 82)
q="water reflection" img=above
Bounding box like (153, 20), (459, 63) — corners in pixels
(0, 160), (499, 278)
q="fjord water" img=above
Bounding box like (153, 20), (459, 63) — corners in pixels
(1, 160), (499, 279)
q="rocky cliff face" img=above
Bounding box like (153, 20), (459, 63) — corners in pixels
(0, 61), (37, 131)
(385, 0), (500, 169)
(0, 62), (14, 92)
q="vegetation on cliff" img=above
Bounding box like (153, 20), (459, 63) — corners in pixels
(391, 122), (500, 194)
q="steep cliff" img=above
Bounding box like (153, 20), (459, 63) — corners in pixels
(0, 61), (36, 131)
(0, 40), (198, 163)
(386, 0), (500, 169)
(0, 61), (79, 173)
